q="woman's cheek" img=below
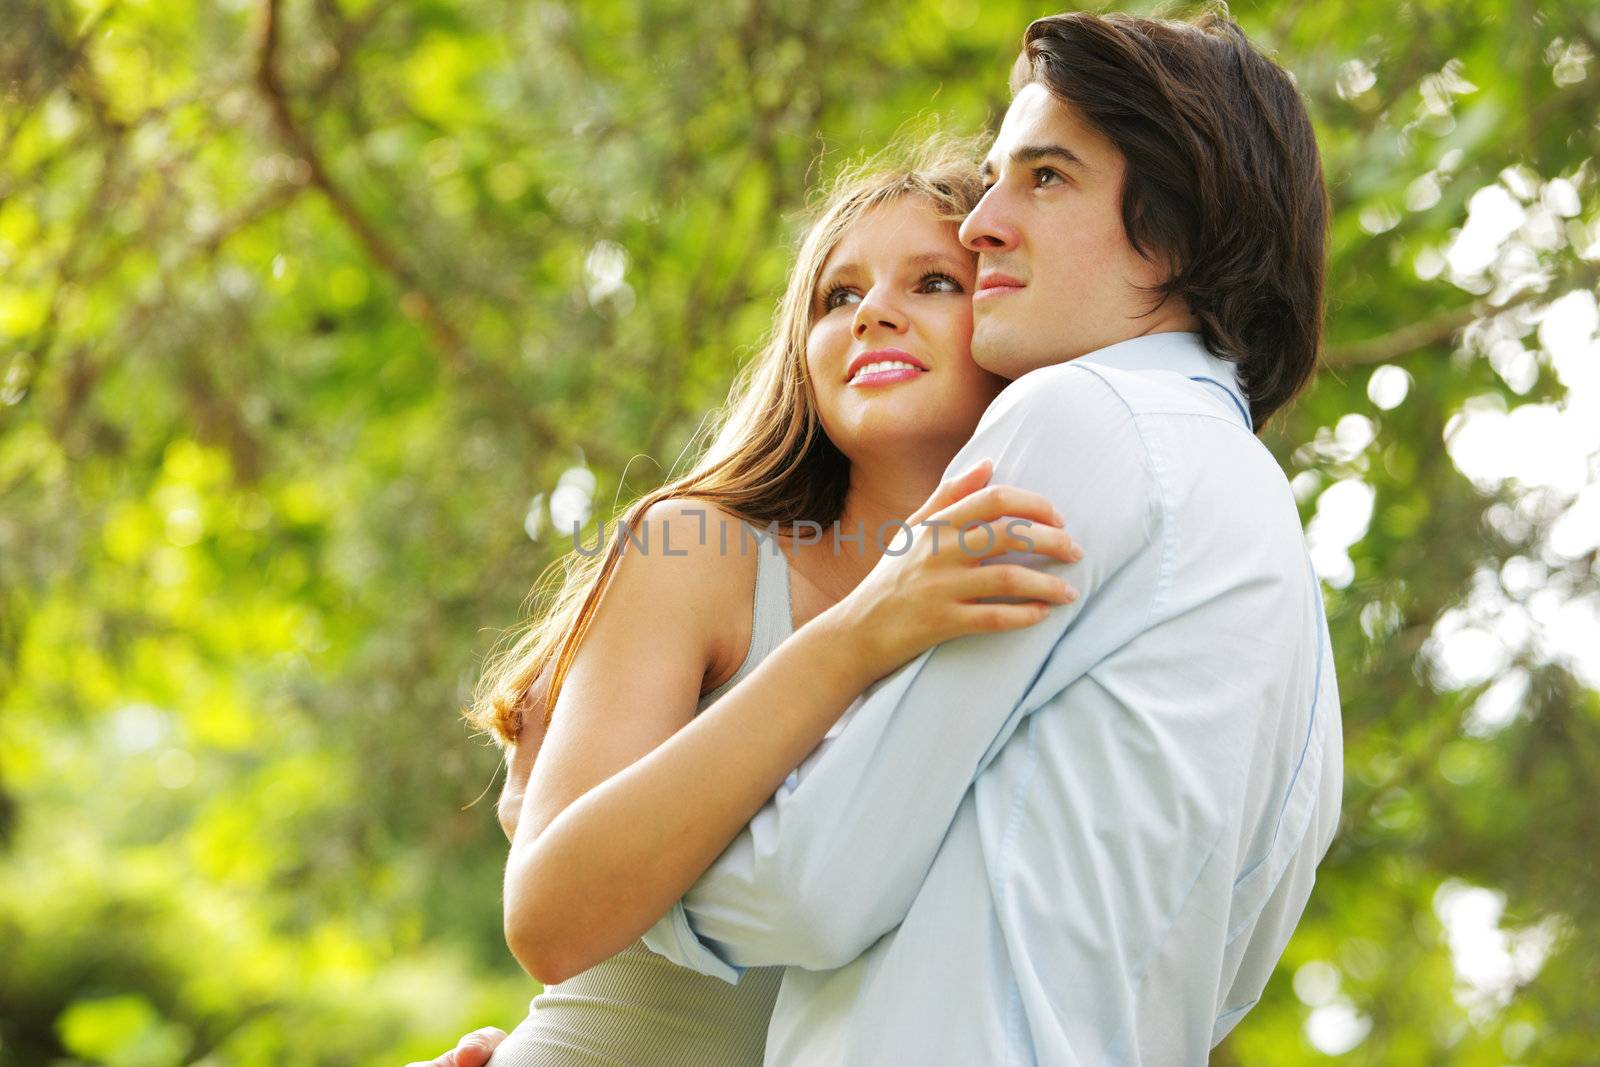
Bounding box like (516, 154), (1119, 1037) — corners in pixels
(802, 341), (828, 395)
(941, 304), (976, 355)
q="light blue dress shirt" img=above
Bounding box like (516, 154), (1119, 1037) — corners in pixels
(643, 331), (1344, 1065)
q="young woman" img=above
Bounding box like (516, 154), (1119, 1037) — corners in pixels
(441, 137), (1082, 1066)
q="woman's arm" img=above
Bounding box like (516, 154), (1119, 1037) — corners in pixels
(501, 495), (870, 984)
(504, 470), (1079, 985)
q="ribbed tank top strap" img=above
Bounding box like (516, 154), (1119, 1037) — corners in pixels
(695, 519), (794, 711)
(747, 520), (796, 653)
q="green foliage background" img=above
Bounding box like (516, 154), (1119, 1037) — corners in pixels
(1, 0), (1597, 1063)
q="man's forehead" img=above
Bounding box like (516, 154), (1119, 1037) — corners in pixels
(1001, 84), (1073, 138)
(982, 83), (1092, 173)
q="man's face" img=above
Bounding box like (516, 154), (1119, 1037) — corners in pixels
(959, 81), (1193, 379)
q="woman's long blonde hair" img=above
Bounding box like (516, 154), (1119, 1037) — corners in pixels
(467, 133), (986, 746)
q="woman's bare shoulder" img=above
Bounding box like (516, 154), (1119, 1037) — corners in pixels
(624, 497), (759, 689)
(631, 497), (758, 562)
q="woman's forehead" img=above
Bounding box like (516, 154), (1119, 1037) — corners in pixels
(819, 203), (970, 277)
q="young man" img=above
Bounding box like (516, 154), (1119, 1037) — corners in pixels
(431, 10), (1342, 1065)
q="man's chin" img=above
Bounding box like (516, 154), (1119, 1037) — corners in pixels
(972, 322), (1052, 381)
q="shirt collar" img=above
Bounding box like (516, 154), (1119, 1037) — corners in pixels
(1072, 331), (1253, 431)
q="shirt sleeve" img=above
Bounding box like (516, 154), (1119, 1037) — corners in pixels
(642, 364), (1163, 978)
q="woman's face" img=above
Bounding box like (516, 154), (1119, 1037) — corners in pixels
(805, 195), (1008, 468)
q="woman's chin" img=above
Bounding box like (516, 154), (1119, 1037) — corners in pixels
(833, 414), (979, 465)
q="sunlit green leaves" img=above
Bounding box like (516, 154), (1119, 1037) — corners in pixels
(1, 0), (1597, 1062)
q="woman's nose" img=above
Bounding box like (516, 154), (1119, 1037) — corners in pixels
(852, 293), (905, 338)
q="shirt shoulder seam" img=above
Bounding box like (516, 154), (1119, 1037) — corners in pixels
(1060, 361), (1170, 625)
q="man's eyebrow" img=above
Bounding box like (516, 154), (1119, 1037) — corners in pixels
(980, 143), (1086, 181)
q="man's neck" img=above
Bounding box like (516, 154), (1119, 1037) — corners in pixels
(1078, 309), (1201, 361)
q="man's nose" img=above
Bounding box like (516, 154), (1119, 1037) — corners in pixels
(959, 188), (1018, 251)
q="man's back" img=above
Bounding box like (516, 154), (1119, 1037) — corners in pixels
(968, 345), (1344, 1059)
(647, 333), (1343, 1065)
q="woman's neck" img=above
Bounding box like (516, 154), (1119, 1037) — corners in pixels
(799, 449), (951, 600)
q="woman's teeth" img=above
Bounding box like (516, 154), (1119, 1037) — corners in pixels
(851, 360), (923, 381)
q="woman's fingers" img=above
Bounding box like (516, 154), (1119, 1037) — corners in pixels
(919, 484), (1075, 566)
(915, 516), (1073, 563)
(956, 599), (1058, 633)
(965, 518), (1082, 563)
(905, 457), (993, 527)
(948, 562), (1079, 637)
(933, 483), (1062, 536)
(951, 563), (1078, 606)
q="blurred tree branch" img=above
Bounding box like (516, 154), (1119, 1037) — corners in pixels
(254, 0), (624, 470)
(639, 6), (824, 462)
(1324, 263), (1600, 367)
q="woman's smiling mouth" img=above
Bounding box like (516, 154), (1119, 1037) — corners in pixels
(846, 349), (929, 386)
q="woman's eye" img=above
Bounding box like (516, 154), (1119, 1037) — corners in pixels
(1034, 167), (1064, 188)
(920, 273), (964, 294)
(822, 285), (860, 311)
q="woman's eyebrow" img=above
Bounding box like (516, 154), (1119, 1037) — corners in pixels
(817, 251), (969, 292)
(904, 250), (973, 274)
(815, 260), (861, 291)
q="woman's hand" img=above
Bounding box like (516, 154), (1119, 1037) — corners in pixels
(820, 457), (1083, 685)
(405, 1025), (506, 1067)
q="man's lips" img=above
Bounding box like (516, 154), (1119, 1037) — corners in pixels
(975, 272), (1026, 300)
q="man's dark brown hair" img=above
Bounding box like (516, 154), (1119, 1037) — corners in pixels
(1011, 9), (1328, 429)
